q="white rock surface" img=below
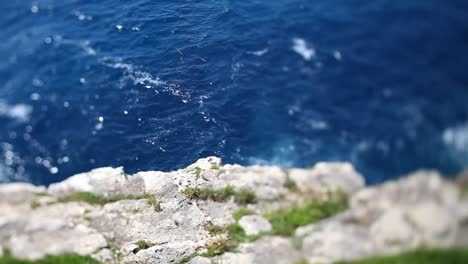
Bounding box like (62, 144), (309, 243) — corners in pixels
(238, 215), (272, 235)
(301, 221), (373, 263)
(0, 157), (466, 264)
(289, 162), (365, 195)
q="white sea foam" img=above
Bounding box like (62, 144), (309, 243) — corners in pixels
(247, 48), (269, 56)
(292, 38), (316, 61)
(0, 143), (28, 183)
(56, 37), (97, 56)
(55, 38), (190, 100)
(102, 58), (190, 99)
(0, 101), (33, 122)
(443, 124), (468, 153)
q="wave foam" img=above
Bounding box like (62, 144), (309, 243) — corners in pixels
(102, 58), (191, 99)
(292, 38), (316, 61)
(0, 101), (32, 122)
(443, 124), (468, 153)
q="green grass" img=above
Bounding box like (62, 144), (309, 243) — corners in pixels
(266, 190), (348, 236)
(0, 254), (100, 264)
(34, 192), (49, 197)
(226, 223), (262, 244)
(49, 192), (161, 211)
(210, 164), (221, 170)
(182, 186), (256, 205)
(132, 240), (155, 254)
(335, 248), (468, 264)
(144, 194), (162, 212)
(284, 177), (299, 192)
(193, 167), (202, 179)
(30, 200), (41, 209)
(204, 222), (225, 235)
(199, 239), (237, 258)
(233, 208), (254, 221)
(181, 211), (260, 263)
(104, 237), (122, 262)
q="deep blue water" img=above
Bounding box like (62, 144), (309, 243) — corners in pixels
(1, 0), (468, 185)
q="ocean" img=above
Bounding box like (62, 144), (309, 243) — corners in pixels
(1, 0), (468, 185)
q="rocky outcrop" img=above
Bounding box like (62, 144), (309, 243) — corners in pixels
(0, 157), (467, 264)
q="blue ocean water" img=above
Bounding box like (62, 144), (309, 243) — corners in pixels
(1, 0), (468, 185)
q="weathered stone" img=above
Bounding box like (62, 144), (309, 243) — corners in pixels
(215, 252), (255, 264)
(301, 221), (373, 263)
(48, 167), (144, 197)
(370, 208), (416, 254)
(238, 215), (272, 235)
(0, 183), (46, 205)
(238, 237), (301, 264)
(289, 162), (365, 195)
(406, 202), (457, 246)
(187, 156), (222, 171)
(6, 223), (107, 260)
(188, 256), (211, 264)
(0, 158), (465, 264)
(92, 248), (115, 264)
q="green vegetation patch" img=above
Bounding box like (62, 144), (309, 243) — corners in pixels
(284, 176), (299, 192)
(182, 186), (256, 205)
(33, 192), (161, 212)
(210, 164), (221, 170)
(335, 248), (468, 264)
(266, 190), (348, 236)
(193, 167), (202, 179)
(0, 254), (100, 264)
(294, 259), (309, 264)
(233, 208), (254, 221)
(132, 240), (156, 254)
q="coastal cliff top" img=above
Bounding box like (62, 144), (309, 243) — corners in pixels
(1, 157), (468, 264)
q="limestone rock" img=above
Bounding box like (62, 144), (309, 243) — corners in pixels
(289, 162), (365, 194)
(301, 221), (373, 263)
(406, 202), (457, 246)
(0, 183), (46, 205)
(215, 252), (255, 264)
(0, 158), (465, 264)
(6, 222), (107, 260)
(187, 157), (222, 171)
(370, 208), (416, 254)
(237, 237), (301, 264)
(92, 248), (115, 264)
(238, 215), (272, 235)
(48, 167), (144, 197)
(188, 256), (211, 264)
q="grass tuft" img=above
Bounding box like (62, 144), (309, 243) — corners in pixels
(193, 167), (202, 179)
(266, 190), (348, 236)
(104, 237), (122, 262)
(34, 192), (49, 197)
(132, 240), (155, 254)
(335, 248), (468, 264)
(30, 200), (41, 209)
(46, 192), (162, 212)
(233, 208), (254, 221)
(210, 164), (221, 170)
(284, 177), (299, 192)
(205, 222), (225, 236)
(183, 186), (256, 205)
(199, 239), (237, 258)
(0, 254), (101, 264)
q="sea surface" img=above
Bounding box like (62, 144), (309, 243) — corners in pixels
(1, 0), (468, 185)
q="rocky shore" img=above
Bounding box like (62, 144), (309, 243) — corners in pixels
(1, 157), (467, 264)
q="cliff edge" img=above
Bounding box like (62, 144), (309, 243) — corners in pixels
(1, 157), (467, 264)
